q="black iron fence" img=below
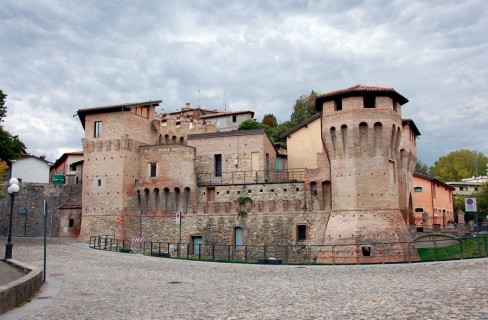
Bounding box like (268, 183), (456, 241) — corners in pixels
(89, 234), (488, 265)
(197, 169), (305, 186)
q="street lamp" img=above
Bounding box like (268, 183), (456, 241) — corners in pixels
(5, 178), (20, 260)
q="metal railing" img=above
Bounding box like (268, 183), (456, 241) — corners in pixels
(197, 169), (306, 186)
(89, 234), (488, 265)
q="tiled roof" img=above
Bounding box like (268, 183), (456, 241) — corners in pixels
(77, 100), (162, 127)
(77, 100), (162, 112)
(281, 113), (321, 139)
(199, 110), (254, 119)
(315, 85), (409, 108)
(188, 129), (266, 140)
(402, 119), (421, 136)
(53, 151), (84, 168)
(414, 172), (454, 190)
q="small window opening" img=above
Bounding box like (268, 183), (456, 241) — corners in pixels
(94, 121), (102, 138)
(334, 99), (342, 111)
(232, 115), (237, 122)
(414, 187), (423, 192)
(364, 95), (375, 108)
(68, 219), (75, 228)
(362, 246), (371, 256)
(97, 179), (102, 187)
(297, 225), (307, 241)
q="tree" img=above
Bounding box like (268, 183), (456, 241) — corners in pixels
(238, 119), (267, 131)
(415, 160), (431, 175)
(430, 149), (488, 182)
(290, 91), (318, 126)
(0, 90), (26, 161)
(477, 181), (488, 223)
(262, 114), (277, 127)
(0, 90), (6, 123)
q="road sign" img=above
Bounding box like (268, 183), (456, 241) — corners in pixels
(176, 211), (181, 225)
(18, 209), (27, 215)
(465, 198), (477, 212)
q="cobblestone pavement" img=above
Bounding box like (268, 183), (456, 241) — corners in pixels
(1, 237), (488, 320)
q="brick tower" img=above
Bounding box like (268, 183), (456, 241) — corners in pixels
(77, 101), (161, 241)
(315, 85), (419, 263)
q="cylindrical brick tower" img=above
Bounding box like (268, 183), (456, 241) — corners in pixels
(315, 85), (419, 263)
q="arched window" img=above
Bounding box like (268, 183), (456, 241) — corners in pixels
(172, 136), (177, 144)
(154, 188), (160, 211)
(174, 187), (181, 211)
(163, 188), (170, 211)
(144, 188), (150, 213)
(234, 227), (243, 250)
(184, 187), (191, 213)
(180, 137), (185, 145)
(165, 134), (169, 144)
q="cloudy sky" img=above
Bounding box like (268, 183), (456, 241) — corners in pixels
(1, 0), (487, 166)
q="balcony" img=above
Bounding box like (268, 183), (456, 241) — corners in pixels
(197, 169), (305, 186)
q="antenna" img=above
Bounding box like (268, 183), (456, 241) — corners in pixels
(223, 91), (227, 111)
(198, 90), (201, 107)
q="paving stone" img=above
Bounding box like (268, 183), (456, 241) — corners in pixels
(1, 237), (487, 319)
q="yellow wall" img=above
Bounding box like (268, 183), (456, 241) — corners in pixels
(286, 117), (324, 170)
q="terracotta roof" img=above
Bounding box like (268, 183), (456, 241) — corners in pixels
(281, 113), (321, 139)
(77, 100), (162, 127)
(53, 151), (84, 169)
(402, 119), (421, 136)
(199, 110), (254, 119)
(315, 85), (409, 110)
(413, 172), (454, 190)
(188, 129), (266, 140)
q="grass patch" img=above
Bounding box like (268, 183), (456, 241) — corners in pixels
(417, 237), (488, 261)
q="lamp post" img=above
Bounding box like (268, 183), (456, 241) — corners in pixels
(5, 178), (20, 260)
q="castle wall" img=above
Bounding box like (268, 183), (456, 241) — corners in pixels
(0, 182), (81, 237)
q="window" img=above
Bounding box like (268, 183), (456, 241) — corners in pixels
(148, 162), (157, 178)
(235, 227), (243, 250)
(232, 115), (237, 122)
(94, 121), (102, 138)
(414, 187), (423, 192)
(460, 187), (464, 191)
(364, 95), (375, 108)
(97, 179), (102, 187)
(68, 219), (74, 228)
(334, 99), (342, 111)
(297, 225), (307, 241)
(415, 208), (423, 213)
(214, 154), (222, 177)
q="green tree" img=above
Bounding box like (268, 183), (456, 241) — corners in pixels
(290, 91), (318, 126)
(262, 114), (277, 127)
(477, 182), (488, 223)
(430, 149), (488, 182)
(415, 160), (431, 175)
(0, 90), (6, 123)
(0, 90), (26, 161)
(238, 119), (267, 131)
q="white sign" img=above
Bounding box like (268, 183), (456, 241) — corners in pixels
(176, 211), (181, 225)
(465, 198), (477, 212)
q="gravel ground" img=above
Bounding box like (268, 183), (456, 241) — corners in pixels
(1, 236), (488, 320)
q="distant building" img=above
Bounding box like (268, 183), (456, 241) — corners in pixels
(9, 155), (52, 183)
(447, 176), (487, 196)
(52, 151), (84, 184)
(413, 173), (455, 229)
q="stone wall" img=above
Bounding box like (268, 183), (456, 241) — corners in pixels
(0, 182), (81, 237)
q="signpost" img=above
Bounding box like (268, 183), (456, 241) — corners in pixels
(43, 200), (47, 282)
(465, 198), (481, 254)
(176, 211), (181, 258)
(18, 209), (27, 236)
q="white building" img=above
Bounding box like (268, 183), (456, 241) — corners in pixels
(10, 155), (53, 183)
